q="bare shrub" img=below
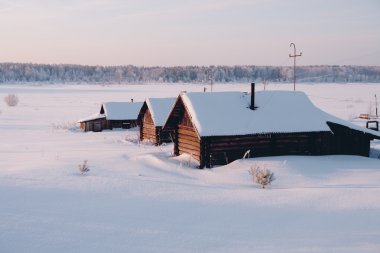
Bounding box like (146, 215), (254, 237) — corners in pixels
(51, 121), (80, 131)
(4, 94), (19, 107)
(140, 139), (155, 146)
(179, 153), (197, 168)
(125, 131), (141, 144)
(78, 160), (90, 175)
(248, 163), (275, 188)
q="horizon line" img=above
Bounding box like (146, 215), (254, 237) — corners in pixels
(1, 62), (380, 68)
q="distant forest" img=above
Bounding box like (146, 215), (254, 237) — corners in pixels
(1, 63), (380, 84)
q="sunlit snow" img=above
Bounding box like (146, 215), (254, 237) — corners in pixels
(0, 83), (380, 253)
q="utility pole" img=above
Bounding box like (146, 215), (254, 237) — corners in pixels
(375, 94), (378, 117)
(208, 67), (214, 92)
(289, 43), (302, 91)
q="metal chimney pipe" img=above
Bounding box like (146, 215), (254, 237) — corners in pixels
(250, 83), (256, 110)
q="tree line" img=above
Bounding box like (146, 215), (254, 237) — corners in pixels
(0, 63), (379, 84)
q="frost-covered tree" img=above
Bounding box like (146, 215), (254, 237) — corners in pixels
(0, 63), (379, 84)
(248, 164), (275, 188)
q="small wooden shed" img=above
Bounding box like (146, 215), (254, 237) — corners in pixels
(100, 102), (143, 129)
(78, 114), (107, 132)
(79, 101), (143, 132)
(163, 86), (380, 168)
(138, 97), (176, 145)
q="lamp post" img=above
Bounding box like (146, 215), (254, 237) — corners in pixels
(289, 43), (302, 91)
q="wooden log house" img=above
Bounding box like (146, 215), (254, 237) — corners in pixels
(163, 84), (380, 168)
(137, 97), (176, 145)
(78, 114), (107, 132)
(79, 101), (143, 132)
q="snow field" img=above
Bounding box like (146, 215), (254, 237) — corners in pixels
(1, 83), (380, 253)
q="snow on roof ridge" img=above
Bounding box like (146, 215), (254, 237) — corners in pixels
(77, 113), (105, 123)
(146, 97), (177, 127)
(102, 101), (143, 120)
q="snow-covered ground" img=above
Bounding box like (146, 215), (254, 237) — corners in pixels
(1, 83), (380, 253)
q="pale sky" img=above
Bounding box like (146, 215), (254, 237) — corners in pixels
(0, 0), (379, 66)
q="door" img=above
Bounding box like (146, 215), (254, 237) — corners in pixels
(94, 121), (102, 132)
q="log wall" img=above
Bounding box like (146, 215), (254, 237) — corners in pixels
(156, 126), (173, 144)
(108, 119), (137, 129)
(173, 122), (371, 169)
(140, 108), (174, 145)
(327, 122), (371, 156)
(140, 109), (158, 144)
(174, 109), (201, 161)
(177, 125), (200, 160)
(80, 118), (108, 132)
(201, 132), (333, 168)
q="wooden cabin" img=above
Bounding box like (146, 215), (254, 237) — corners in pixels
(99, 102), (143, 129)
(138, 97), (176, 145)
(79, 101), (143, 132)
(78, 114), (107, 132)
(163, 85), (380, 168)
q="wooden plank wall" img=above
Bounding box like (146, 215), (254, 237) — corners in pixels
(140, 104), (175, 145)
(141, 109), (158, 144)
(177, 125), (200, 161)
(163, 97), (183, 135)
(108, 120), (137, 129)
(80, 118), (108, 132)
(156, 126), (173, 144)
(199, 129), (371, 168)
(202, 131), (334, 168)
(173, 121), (371, 169)
(176, 109), (201, 161)
(327, 122), (371, 156)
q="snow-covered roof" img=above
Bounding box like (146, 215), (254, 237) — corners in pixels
(77, 114), (105, 123)
(179, 91), (380, 138)
(146, 97), (176, 127)
(101, 102), (143, 120)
